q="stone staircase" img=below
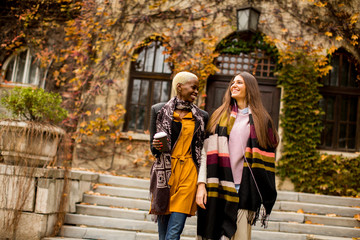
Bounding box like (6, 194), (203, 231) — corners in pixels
(43, 174), (360, 240)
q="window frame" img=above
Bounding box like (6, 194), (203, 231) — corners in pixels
(123, 40), (172, 132)
(1, 48), (44, 88)
(214, 49), (277, 81)
(319, 50), (360, 152)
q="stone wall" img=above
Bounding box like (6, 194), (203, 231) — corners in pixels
(0, 164), (98, 240)
(73, 133), (152, 178)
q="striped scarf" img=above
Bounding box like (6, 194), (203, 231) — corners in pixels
(197, 105), (277, 239)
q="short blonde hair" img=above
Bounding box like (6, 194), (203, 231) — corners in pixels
(171, 71), (198, 97)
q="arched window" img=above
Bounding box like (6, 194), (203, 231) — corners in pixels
(2, 48), (44, 87)
(124, 40), (172, 132)
(319, 49), (360, 152)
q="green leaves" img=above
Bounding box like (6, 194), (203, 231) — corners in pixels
(1, 87), (68, 124)
(217, 32), (279, 60)
(276, 50), (359, 197)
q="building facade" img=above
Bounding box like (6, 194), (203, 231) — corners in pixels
(1, 0), (359, 179)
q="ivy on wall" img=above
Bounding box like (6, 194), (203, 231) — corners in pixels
(216, 32), (278, 59)
(315, 154), (360, 196)
(276, 50), (325, 192)
(275, 46), (360, 197)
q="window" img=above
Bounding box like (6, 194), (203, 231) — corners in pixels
(215, 49), (276, 80)
(319, 50), (360, 152)
(124, 40), (172, 132)
(2, 48), (44, 87)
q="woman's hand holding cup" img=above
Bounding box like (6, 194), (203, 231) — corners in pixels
(153, 132), (169, 152)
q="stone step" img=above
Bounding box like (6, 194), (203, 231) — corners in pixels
(43, 238), (83, 240)
(274, 201), (359, 218)
(82, 194), (150, 210)
(302, 213), (360, 228)
(306, 235), (353, 240)
(270, 211), (359, 228)
(64, 213), (196, 237)
(76, 204), (149, 221)
(65, 210), (360, 239)
(61, 214), (360, 240)
(257, 222), (360, 239)
(94, 185), (149, 200)
(84, 191), (360, 220)
(58, 223), (354, 240)
(278, 191), (360, 208)
(75, 204), (198, 226)
(60, 225), (194, 240)
(96, 175), (360, 208)
(98, 174), (149, 189)
(251, 231), (352, 240)
(56, 175), (359, 240)
(76, 204), (358, 229)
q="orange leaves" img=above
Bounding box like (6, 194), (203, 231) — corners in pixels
(149, 0), (168, 10)
(126, 145), (133, 152)
(325, 32), (333, 37)
(313, 1), (327, 7)
(351, 34), (359, 46)
(305, 220), (324, 226)
(168, 35), (219, 95)
(297, 209), (304, 214)
(350, 13), (359, 25)
(95, 108), (101, 115)
(335, 36), (343, 41)
(328, 45), (338, 55)
(79, 121), (87, 128)
(133, 158), (142, 164)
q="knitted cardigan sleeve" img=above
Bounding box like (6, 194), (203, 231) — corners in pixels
(197, 146), (207, 184)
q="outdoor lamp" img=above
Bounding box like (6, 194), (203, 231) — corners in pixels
(237, 7), (260, 32)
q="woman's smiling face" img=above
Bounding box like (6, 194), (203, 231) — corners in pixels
(177, 77), (199, 103)
(230, 75), (247, 101)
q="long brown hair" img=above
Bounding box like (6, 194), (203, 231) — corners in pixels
(207, 72), (279, 148)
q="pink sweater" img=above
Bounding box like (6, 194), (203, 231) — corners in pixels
(229, 108), (250, 184)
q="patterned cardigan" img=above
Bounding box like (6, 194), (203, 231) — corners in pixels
(197, 112), (277, 240)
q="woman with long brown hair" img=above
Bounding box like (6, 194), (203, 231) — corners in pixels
(196, 71), (279, 240)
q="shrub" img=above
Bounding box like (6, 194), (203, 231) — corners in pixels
(1, 87), (68, 124)
(306, 154), (360, 197)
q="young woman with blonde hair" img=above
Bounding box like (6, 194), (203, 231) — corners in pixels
(149, 71), (209, 240)
(196, 71), (279, 240)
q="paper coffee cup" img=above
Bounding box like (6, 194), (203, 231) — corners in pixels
(154, 132), (169, 152)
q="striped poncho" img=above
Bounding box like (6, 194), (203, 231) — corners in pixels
(197, 107), (277, 239)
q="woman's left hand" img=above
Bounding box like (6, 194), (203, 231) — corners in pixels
(196, 182), (207, 209)
(152, 139), (163, 151)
